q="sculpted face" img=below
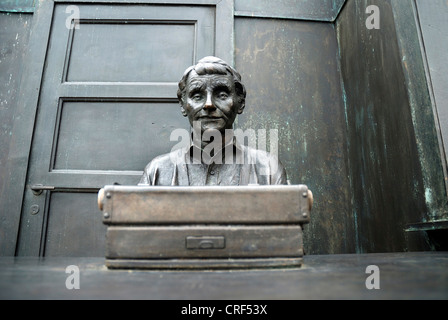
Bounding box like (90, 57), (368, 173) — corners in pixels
(181, 73), (244, 133)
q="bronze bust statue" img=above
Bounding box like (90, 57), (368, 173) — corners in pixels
(100, 57), (311, 270)
(139, 56), (287, 186)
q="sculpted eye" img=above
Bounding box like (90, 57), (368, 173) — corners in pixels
(218, 92), (229, 99)
(191, 93), (203, 101)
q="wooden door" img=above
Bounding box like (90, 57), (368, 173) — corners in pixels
(16, 0), (233, 256)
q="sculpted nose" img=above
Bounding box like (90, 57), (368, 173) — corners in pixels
(203, 92), (216, 110)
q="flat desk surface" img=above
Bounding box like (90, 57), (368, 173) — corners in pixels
(0, 252), (447, 300)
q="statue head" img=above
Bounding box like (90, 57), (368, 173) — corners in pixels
(177, 56), (246, 133)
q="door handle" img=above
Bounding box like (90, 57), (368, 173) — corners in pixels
(31, 184), (55, 196)
(186, 236), (226, 250)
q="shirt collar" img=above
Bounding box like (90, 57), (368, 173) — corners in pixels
(185, 130), (243, 164)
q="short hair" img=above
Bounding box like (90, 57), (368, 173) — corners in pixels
(177, 56), (246, 106)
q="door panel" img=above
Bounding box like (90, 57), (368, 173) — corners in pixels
(16, 0), (233, 256)
(44, 192), (105, 257)
(53, 101), (184, 171)
(66, 22), (197, 83)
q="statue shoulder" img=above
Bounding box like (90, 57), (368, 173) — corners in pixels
(143, 149), (183, 172)
(240, 145), (288, 185)
(139, 149), (184, 186)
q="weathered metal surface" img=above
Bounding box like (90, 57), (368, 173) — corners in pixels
(415, 0), (448, 183)
(406, 221), (448, 251)
(1, 253), (448, 299)
(391, 0), (448, 242)
(105, 225), (303, 259)
(0, 12), (33, 255)
(106, 257), (303, 270)
(43, 192), (107, 257)
(406, 221), (448, 232)
(0, 0), (35, 13)
(234, 0), (346, 22)
(235, 17), (354, 254)
(336, 0), (439, 252)
(99, 185), (310, 269)
(99, 185), (312, 225)
(394, 0), (448, 219)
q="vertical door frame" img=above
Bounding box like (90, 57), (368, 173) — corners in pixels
(1, 0), (54, 256)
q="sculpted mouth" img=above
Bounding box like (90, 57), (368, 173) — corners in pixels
(194, 111), (228, 122)
(197, 115), (222, 120)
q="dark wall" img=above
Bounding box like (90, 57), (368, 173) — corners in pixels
(390, 0), (448, 222)
(415, 0), (448, 177)
(0, 12), (32, 252)
(0, 13), (32, 182)
(234, 0), (346, 21)
(336, 0), (446, 252)
(235, 18), (355, 254)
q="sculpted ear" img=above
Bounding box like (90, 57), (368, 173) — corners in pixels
(235, 82), (246, 114)
(237, 101), (245, 114)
